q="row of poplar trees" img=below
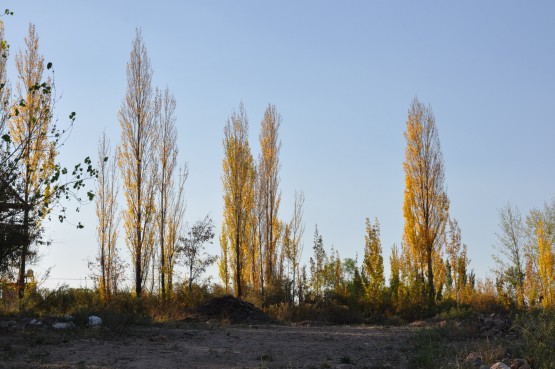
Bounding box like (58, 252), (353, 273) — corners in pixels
(94, 30), (187, 300)
(218, 96), (473, 311)
(219, 102), (306, 301)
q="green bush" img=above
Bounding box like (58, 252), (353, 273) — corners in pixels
(26, 285), (99, 317)
(514, 309), (555, 369)
(436, 305), (476, 321)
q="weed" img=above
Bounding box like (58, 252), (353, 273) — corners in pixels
(340, 355), (354, 364)
(514, 309), (555, 369)
(408, 322), (473, 368)
(256, 354), (273, 362)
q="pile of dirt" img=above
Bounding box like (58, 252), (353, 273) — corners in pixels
(185, 295), (275, 325)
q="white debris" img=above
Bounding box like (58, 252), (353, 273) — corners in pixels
(88, 315), (102, 327)
(29, 319), (42, 326)
(52, 321), (75, 329)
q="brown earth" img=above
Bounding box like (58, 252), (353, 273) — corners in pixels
(0, 297), (415, 368)
(0, 322), (413, 368)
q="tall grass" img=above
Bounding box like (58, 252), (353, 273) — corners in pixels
(514, 309), (555, 369)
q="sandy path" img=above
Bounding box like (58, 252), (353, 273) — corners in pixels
(0, 323), (413, 368)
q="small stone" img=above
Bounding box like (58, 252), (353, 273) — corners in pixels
(491, 363), (510, 369)
(29, 319), (40, 325)
(465, 352), (484, 367)
(52, 321), (75, 329)
(511, 359), (531, 369)
(0, 321), (16, 329)
(88, 315), (102, 327)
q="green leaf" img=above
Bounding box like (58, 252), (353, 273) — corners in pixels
(47, 62), (52, 70)
(1, 134), (10, 143)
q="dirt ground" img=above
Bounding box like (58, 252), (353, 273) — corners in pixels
(0, 322), (413, 369)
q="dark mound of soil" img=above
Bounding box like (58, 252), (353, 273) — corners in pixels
(185, 295), (275, 325)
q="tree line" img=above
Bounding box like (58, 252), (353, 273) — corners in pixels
(93, 29), (214, 301)
(1, 18), (554, 319)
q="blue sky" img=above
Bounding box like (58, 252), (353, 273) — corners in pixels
(4, 1), (555, 288)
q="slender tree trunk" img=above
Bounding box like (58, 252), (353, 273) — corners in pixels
(17, 207), (30, 299)
(188, 262), (193, 293)
(235, 216), (242, 298)
(160, 189), (166, 300)
(100, 232), (107, 298)
(135, 136), (143, 297)
(259, 228), (265, 297)
(427, 249), (435, 305)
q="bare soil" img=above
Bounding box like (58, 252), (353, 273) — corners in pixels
(0, 322), (413, 368)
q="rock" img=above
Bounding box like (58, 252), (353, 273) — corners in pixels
(29, 318), (43, 326)
(52, 321), (75, 329)
(491, 363), (510, 369)
(88, 315), (102, 327)
(465, 352), (484, 367)
(478, 313), (511, 338)
(0, 320), (16, 329)
(511, 359), (531, 369)
(409, 320), (427, 327)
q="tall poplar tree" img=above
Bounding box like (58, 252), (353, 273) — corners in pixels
(445, 218), (469, 305)
(402, 98), (449, 306)
(118, 29), (158, 297)
(2, 19), (95, 292)
(95, 132), (121, 301)
(389, 244), (401, 307)
(155, 87), (186, 299)
(0, 17), (17, 274)
(362, 218), (384, 304)
(537, 220), (554, 307)
(287, 190), (305, 302)
(310, 226), (326, 299)
(493, 204), (525, 307)
(221, 103), (255, 298)
(258, 104), (282, 286)
(11, 24), (55, 298)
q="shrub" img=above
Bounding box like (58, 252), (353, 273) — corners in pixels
(514, 309), (555, 369)
(436, 305), (476, 321)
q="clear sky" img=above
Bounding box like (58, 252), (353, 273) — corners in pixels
(3, 1), (555, 289)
